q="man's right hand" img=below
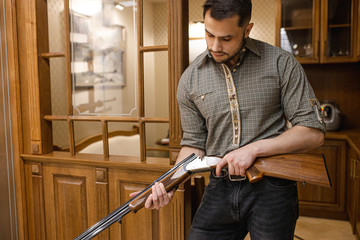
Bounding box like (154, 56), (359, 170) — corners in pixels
(129, 182), (175, 210)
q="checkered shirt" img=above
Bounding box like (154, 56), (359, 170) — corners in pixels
(177, 38), (325, 157)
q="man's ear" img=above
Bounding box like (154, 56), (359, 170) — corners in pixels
(244, 23), (254, 38)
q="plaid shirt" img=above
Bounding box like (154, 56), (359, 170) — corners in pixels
(177, 38), (325, 157)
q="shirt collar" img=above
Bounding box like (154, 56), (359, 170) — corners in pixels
(196, 37), (260, 68)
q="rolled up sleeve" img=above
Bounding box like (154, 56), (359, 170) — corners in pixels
(278, 53), (326, 133)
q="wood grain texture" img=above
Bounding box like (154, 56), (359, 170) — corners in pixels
(168, 0), (189, 156)
(298, 140), (347, 219)
(24, 162), (46, 240)
(42, 164), (100, 239)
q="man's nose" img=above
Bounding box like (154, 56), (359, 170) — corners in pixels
(212, 38), (222, 52)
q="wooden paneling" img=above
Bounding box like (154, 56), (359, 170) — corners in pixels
(24, 162), (46, 239)
(118, 183), (153, 240)
(16, 0), (52, 154)
(168, 0), (189, 162)
(53, 175), (88, 239)
(42, 163), (104, 240)
(109, 167), (185, 240)
(347, 147), (358, 233)
(304, 62), (360, 130)
(298, 140), (347, 219)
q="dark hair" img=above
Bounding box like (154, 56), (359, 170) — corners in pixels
(203, 0), (252, 26)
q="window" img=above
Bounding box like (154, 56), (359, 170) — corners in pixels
(44, 0), (171, 160)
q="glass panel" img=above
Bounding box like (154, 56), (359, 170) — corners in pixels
(281, 0), (314, 58)
(144, 51), (169, 118)
(48, 0), (65, 52)
(108, 122), (140, 156)
(74, 121), (102, 154)
(328, 0), (351, 25)
(49, 57), (69, 151)
(327, 0), (352, 57)
(50, 58), (68, 115)
(52, 121), (69, 151)
(143, 0), (168, 46)
(280, 28), (313, 57)
(146, 123), (169, 159)
(281, 0), (313, 28)
(69, 0), (137, 116)
(328, 27), (351, 57)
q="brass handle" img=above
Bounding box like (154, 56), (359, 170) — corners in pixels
(350, 158), (354, 179)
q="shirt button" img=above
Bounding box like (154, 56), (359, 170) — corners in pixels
(232, 68), (237, 73)
(201, 95), (205, 100)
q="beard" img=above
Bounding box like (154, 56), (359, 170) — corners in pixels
(209, 48), (241, 64)
(208, 35), (246, 65)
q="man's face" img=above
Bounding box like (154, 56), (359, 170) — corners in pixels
(204, 10), (253, 66)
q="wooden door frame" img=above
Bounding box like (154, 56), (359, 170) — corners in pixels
(2, 0), (28, 239)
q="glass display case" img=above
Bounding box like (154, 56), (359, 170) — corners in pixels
(321, 0), (354, 62)
(277, 0), (357, 63)
(280, 0), (318, 61)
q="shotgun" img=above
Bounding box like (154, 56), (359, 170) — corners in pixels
(74, 153), (331, 240)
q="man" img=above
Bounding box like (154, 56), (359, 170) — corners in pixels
(142, 0), (325, 239)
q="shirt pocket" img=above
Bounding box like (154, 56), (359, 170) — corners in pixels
(193, 90), (230, 124)
(193, 90), (216, 116)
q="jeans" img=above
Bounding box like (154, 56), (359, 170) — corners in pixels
(188, 170), (299, 240)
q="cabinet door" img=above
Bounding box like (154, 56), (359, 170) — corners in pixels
(24, 162), (46, 240)
(320, 0), (357, 63)
(297, 140), (347, 219)
(354, 151), (360, 239)
(277, 0), (320, 63)
(347, 147), (358, 233)
(42, 164), (109, 240)
(108, 168), (185, 240)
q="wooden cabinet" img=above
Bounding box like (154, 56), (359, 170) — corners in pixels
(24, 161), (109, 239)
(24, 159), (185, 240)
(297, 139), (347, 219)
(347, 147), (358, 233)
(108, 168), (186, 240)
(276, 0), (358, 63)
(347, 147), (360, 239)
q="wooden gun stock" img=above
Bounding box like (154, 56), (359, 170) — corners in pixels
(245, 154), (331, 188)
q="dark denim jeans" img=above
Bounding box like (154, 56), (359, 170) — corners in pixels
(188, 170), (299, 240)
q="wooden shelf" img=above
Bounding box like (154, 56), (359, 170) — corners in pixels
(281, 26), (312, 31)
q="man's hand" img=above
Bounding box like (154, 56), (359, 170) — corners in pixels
(215, 146), (258, 177)
(129, 182), (175, 210)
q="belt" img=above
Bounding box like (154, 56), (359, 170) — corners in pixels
(211, 168), (247, 182)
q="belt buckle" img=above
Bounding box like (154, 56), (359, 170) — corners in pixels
(228, 174), (247, 181)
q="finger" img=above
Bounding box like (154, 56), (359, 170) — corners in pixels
(168, 188), (175, 198)
(129, 191), (140, 198)
(228, 161), (235, 175)
(240, 166), (246, 177)
(151, 185), (158, 204)
(155, 183), (164, 208)
(234, 161), (241, 176)
(144, 194), (154, 209)
(159, 183), (169, 205)
(216, 158), (227, 176)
